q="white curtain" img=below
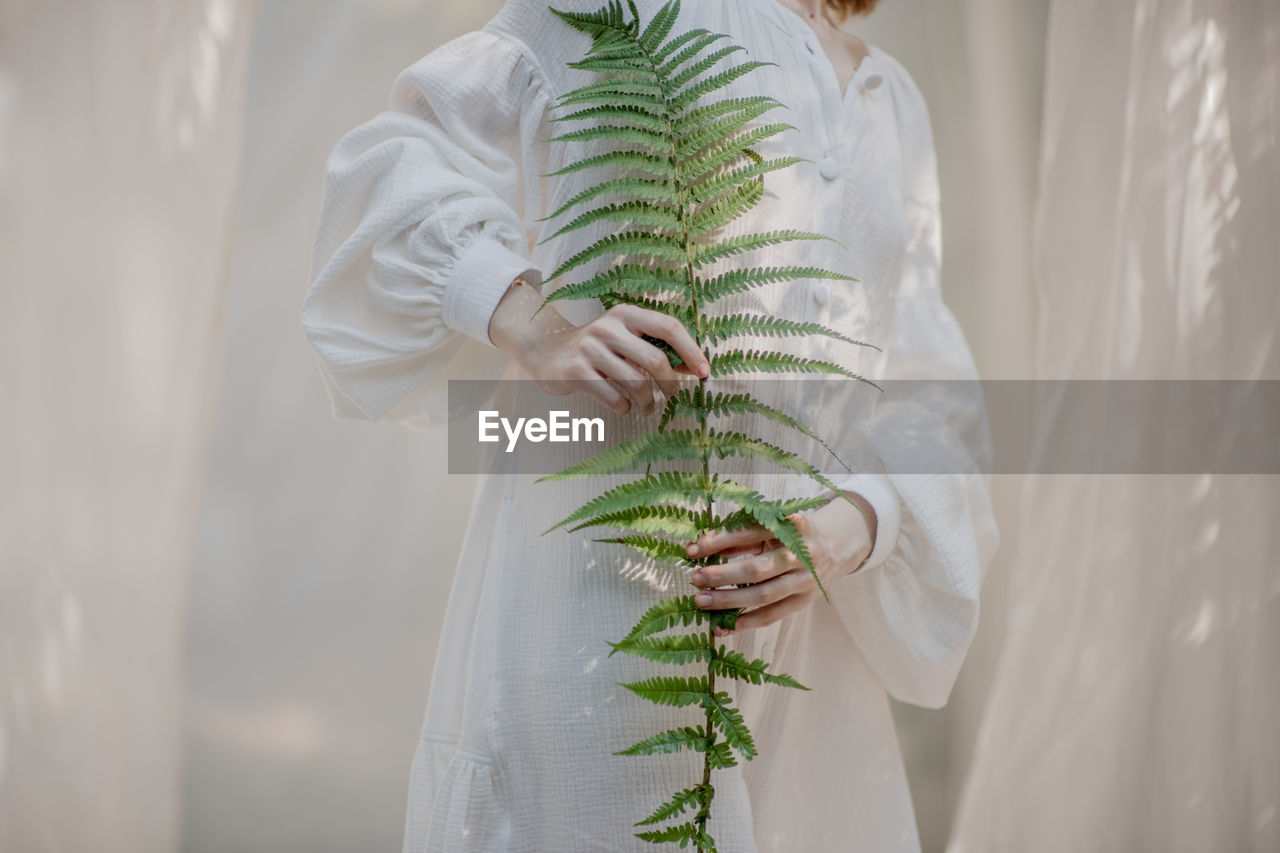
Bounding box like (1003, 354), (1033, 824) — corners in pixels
(853, 3), (1050, 847)
(949, 1), (1279, 851)
(0, 1), (254, 851)
(179, 3), (500, 851)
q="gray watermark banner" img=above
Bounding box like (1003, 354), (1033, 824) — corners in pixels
(446, 379), (1280, 475)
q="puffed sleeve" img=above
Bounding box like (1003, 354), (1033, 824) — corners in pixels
(299, 28), (551, 429)
(826, 59), (1001, 709)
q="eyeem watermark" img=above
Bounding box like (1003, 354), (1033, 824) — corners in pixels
(449, 379), (1280, 474)
(478, 410), (606, 453)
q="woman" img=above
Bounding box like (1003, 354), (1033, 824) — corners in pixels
(301, 0), (999, 850)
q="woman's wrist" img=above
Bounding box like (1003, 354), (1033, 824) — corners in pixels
(487, 276), (572, 357)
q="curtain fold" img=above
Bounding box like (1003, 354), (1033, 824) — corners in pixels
(948, 1), (1279, 850)
(0, 2), (255, 850)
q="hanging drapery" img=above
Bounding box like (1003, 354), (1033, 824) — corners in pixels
(948, 1), (1279, 850)
(0, 1), (254, 850)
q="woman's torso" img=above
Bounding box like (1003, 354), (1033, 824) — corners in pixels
(412, 2), (923, 850)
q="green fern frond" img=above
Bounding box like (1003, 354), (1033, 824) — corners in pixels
(657, 32), (730, 78)
(539, 199), (681, 244)
(567, 504), (704, 540)
(549, 0), (632, 35)
(706, 741), (737, 770)
(691, 230), (835, 269)
(559, 74), (667, 103)
(541, 264), (691, 306)
(546, 230), (686, 281)
(550, 89), (670, 112)
(564, 474), (828, 595)
(593, 534), (692, 563)
(541, 122), (671, 152)
(713, 496), (830, 534)
(543, 471), (706, 533)
(635, 822), (714, 848)
(548, 103), (669, 134)
(542, 428), (846, 500)
(694, 266), (855, 304)
(566, 52), (651, 73)
(597, 293), (693, 324)
(548, 471), (828, 537)
(658, 388), (852, 473)
(617, 674), (711, 707)
(539, 176), (678, 223)
(635, 786), (711, 826)
(700, 312), (875, 349)
(708, 349), (876, 385)
(703, 691), (755, 759)
(668, 60), (776, 113)
(677, 123), (795, 186)
(637, 0), (680, 49)
(674, 98), (782, 157)
(673, 95), (784, 135)
(685, 154), (805, 204)
(611, 594), (711, 650)
(544, 149), (674, 180)
(709, 647), (810, 690)
(749, 515), (822, 599)
(664, 45), (747, 94)
(615, 725), (710, 757)
(607, 631), (712, 665)
(685, 179), (764, 237)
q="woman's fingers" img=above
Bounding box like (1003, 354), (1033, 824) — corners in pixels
(554, 304), (710, 414)
(587, 347), (658, 415)
(691, 547), (796, 589)
(601, 326), (682, 398)
(715, 591), (814, 637)
(692, 564), (811, 612)
(718, 538), (781, 562)
(609, 304), (710, 380)
(686, 524), (772, 558)
(566, 364), (632, 414)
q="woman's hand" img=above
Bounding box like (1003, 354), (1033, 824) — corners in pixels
(488, 278), (709, 416)
(686, 491), (878, 637)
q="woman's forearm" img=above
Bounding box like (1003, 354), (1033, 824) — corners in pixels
(487, 277), (576, 354)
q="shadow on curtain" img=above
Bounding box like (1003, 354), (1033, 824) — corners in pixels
(0, 1), (254, 851)
(949, 1), (1279, 851)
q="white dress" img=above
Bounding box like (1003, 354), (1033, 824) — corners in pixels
(300, 1), (999, 850)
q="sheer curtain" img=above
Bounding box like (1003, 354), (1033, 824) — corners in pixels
(0, 1), (254, 851)
(179, 3), (501, 851)
(852, 3), (1049, 847)
(948, 1), (1279, 851)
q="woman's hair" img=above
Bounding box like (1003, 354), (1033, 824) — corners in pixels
(827, 0), (880, 22)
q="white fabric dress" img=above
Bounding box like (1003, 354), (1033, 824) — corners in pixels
(300, 1), (999, 850)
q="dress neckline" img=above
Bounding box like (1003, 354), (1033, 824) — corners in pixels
(750, 0), (880, 103)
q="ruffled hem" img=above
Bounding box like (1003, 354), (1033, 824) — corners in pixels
(403, 733), (510, 853)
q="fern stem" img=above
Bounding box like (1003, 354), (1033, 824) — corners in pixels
(655, 23), (720, 848)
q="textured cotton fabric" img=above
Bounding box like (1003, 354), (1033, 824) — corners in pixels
(300, 1), (999, 850)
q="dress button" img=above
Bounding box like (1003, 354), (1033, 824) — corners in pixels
(812, 283), (829, 306)
(862, 72), (885, 91)
(818, 155), (840, 180)
(804, 39), (816, 55)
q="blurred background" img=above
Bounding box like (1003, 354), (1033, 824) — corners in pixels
(1, 0), (1275, 851)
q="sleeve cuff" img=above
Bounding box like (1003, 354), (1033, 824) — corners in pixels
(833, 471), (902, 572)
(441, 238), (542, 347)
